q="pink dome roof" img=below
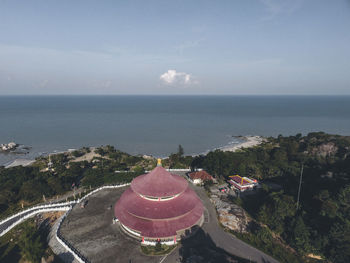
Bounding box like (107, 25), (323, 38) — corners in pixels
(131, 167), (188, 198)
(114, 166), (204, 238)
(115, 199), (203, 238)
(116, 187), (201, 220)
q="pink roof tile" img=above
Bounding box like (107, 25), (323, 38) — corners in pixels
(114, 166), (204, 238)
(131, 167), (188, 198)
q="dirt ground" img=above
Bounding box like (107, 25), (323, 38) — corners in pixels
(60, 187), (162, 263)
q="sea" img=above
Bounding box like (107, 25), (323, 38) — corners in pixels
(1, 95), (350, 166)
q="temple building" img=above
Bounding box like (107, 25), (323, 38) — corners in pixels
(114, 160), (204, 245)
(228, 175), (258, 192)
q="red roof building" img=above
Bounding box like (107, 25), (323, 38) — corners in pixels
(114, 164), (204, 244)
(188, 171), (214, 185)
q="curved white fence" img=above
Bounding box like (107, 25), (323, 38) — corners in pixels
(54, 183), (130, 263)
(0, 183), (130, 263)
(142, 239), (176, 246)
(167, 168), (192, 172)
(0, 206), (71, 237)
(0, 183), (130, 232)
(55, 208), (88, 263)
(0, 183), (131, 263)
(79, 183), (130, 202)
(0, 200), (77, 228)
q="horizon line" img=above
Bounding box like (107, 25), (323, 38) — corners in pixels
(1, 94), (350, 97)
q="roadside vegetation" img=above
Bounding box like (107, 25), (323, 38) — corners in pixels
(193, 132), (350, 263)
(0, 218), (63, 263)
(140, 242), (177, 256)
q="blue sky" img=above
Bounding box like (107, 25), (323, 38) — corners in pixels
(0, 0), (349, 95)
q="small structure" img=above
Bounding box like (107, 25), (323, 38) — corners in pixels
(219, 186), (229, 193)
(188, 170), (214, 185)
(228, 175), (258, 192)
(80, 200), (88, 208)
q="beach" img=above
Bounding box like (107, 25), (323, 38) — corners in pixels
(219, 136), (265, 152)
(4, 159), (35, 168)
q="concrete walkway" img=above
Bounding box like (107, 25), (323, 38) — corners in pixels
(48, 214), (80, 263)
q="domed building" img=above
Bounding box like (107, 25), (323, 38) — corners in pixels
(114, 160), (204, 245)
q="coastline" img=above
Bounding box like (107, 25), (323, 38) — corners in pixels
(218, 136), (265, 152)
(1, 136), (265, 168)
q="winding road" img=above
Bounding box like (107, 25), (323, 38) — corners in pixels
(163, 183), (279, 263)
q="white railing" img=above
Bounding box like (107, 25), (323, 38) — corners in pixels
(0, 206), (71, 237)
(55, 208), (88, 263)
(167, 168), (191, 172)
(142, 239), (176, 246)
(142, 240), (157, 246)
(0, 183), (131, 262)
(78, 183), (130, 202)
(0, 201), (77, 228)
(162, 240), (177, 245)
(54, 183), (130, 263)
(0, 184), (130, 232)
(145, 168), (193, 173)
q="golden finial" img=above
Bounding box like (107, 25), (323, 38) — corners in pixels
(157, 158), (162, 166)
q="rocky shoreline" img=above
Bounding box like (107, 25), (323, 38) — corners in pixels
(0, 142), (18, 152)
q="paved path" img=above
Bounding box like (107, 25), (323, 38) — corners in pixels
(48, 213), (80, 263)
(60, 187), (161, 263)
(163, 184), (279, 263)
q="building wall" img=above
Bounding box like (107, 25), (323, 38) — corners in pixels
(193, 179), (202, 185)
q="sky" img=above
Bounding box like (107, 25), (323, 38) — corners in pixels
(0, 0), (349, 95)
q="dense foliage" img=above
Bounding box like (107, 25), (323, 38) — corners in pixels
(1, 134), (349, 262)
(192, 132), (350, 262)
(0, 219), (61, 263)
(163, 144), (193, 168)
(0, 146), (155, 217)
(18, 221), (46, 262)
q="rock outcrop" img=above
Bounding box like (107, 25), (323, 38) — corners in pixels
(211, 195), (250, 233)
(311, 142), (338, 157)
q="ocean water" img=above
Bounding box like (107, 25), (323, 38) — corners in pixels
(1, 95), (350, 165)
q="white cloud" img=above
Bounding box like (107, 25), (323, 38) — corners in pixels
(258, 0), (304, 20)
(160, 69), (195, 86)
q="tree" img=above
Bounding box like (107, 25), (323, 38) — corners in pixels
(257, 227), (273, 244)
(72, 150), (84, 158)
(19, 223), (45, 263)
(328, 222), (350, 263)
(258, 192), (296, 233)
(320, 200), (338, 218)
(292, 217), (311, 253)
(178, 144), (184, 157)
